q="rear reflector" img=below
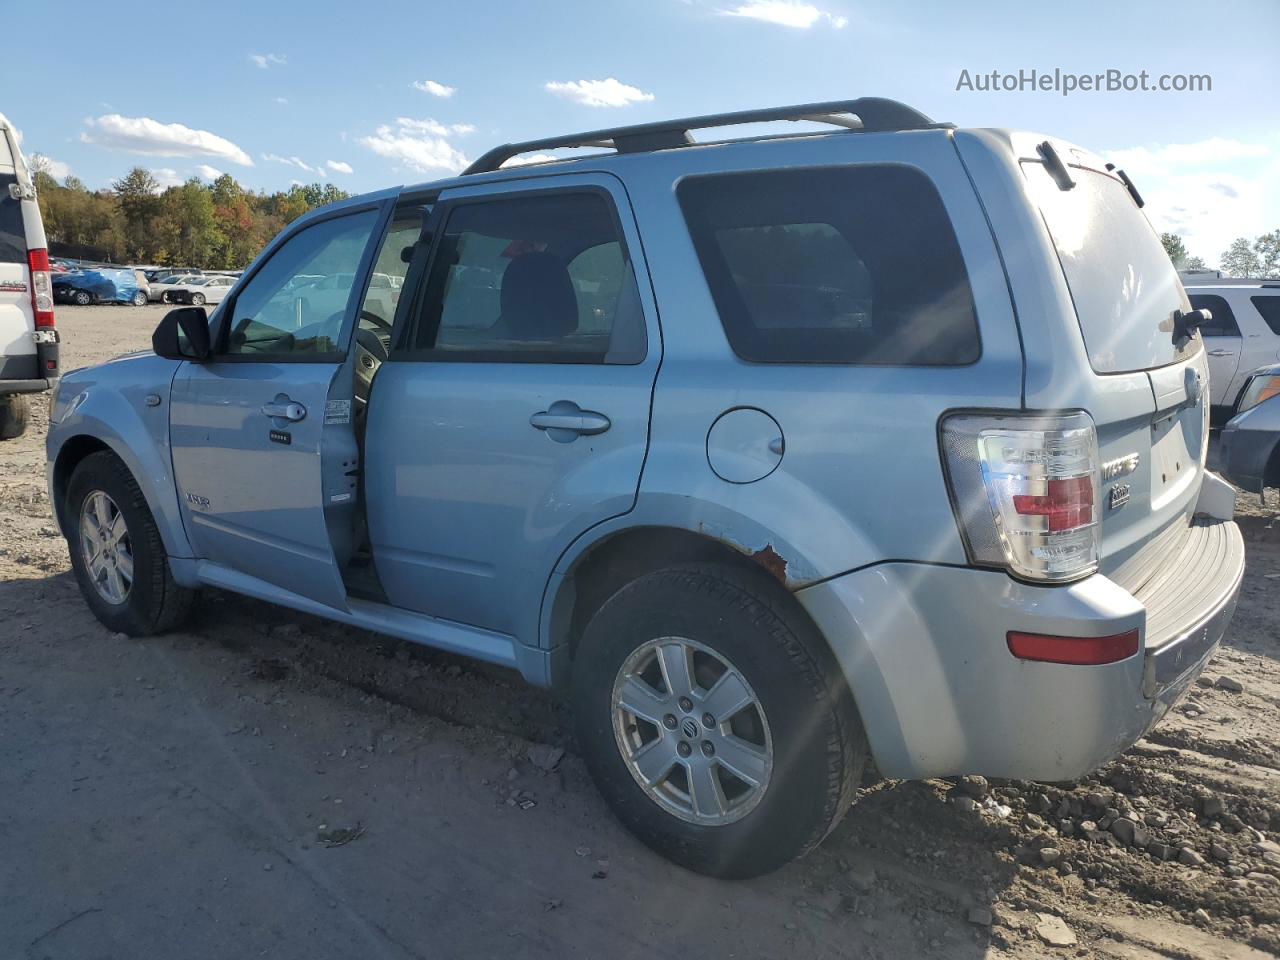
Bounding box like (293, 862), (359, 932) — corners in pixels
(1007, 629), (1139, 665)
(27, 248), (55, 328)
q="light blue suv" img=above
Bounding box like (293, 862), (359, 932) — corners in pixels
(46, 99), (1246, 878)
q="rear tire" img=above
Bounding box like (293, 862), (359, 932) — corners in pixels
(572, 563), (866, 879)
(190, 293), (206, 306)
(132, 290), (148, 306)
(66, 451), (195, 635)
(73, 289), (92, 306)
(0, 394), (29, 440)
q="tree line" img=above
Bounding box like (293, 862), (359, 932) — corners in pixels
(1162, 230), (1280, 279)
(28, 156), (350, 270)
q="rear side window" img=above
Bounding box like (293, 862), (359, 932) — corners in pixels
(677, 166), (980, 365)
(1188, 294), (1240, 337)
(1251, 295), (1280, 335)
(0, 173), (24, 263)
(409, 191), (646, 364)
(1024, 163), (1192, 374)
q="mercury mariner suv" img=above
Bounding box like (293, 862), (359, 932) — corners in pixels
(46, 99), (1245, 879)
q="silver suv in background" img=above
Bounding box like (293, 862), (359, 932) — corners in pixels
(0, 111), (58, 439)
(46, 100), (1244, 878)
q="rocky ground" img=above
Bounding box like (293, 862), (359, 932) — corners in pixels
(1, 305), (1277, 959)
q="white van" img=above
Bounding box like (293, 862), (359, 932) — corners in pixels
(0, 111), (58, 439)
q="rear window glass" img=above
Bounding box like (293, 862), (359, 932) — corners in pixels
(1023, 163), (1192, 374)
(1187, 294), (1240, 337)
(677, 166), (980, 365)
(0, 173), (24, 263)
(1251, 295), (1280, 335)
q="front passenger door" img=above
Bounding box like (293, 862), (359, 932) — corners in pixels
(169, 204), (388, 607)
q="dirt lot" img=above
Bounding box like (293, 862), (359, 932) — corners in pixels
(3, 305), (1279, 959)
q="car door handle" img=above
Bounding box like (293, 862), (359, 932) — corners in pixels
(1207, 349), (1234, 357)
(529, 401), (611, 440)
(261, 399), (307, 421)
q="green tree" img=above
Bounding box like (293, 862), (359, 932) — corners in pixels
(112, 167), (162, 261)
(1220, 237), (1261, 278)
(156, 179), (223, 266)
(1160, 233), (1188, 267)
(1183, 256), (1208, 271)
(1255, 230), (1280, 279)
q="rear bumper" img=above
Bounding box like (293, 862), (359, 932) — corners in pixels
(797, 495), (1244, 782)
(1, 378), (55, 395)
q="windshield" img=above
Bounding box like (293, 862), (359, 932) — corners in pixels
(1023, 162), (1193, 374)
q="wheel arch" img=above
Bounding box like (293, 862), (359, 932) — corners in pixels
(541, 522), (863, 725)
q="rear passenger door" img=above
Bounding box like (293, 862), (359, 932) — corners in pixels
(363, 174), (659, 644)
(1188, 293), (1242, 407)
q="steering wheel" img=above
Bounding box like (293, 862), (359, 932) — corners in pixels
(360, 310), (394, 336)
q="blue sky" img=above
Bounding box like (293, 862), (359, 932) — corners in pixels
(5, 0), (1278, 265)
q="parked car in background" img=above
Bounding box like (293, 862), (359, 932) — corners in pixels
(1219, 362), (1280, 493)
(46, 99), (1244, 879)
(0, 110), (58, 439)
(148, 274), (204, 303)
(1182, 278), (1280, 419)
(169, 274), (234, 306)
(144, 267), (201, 283)
(53, 268), (147, 306)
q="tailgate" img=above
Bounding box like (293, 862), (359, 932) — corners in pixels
(1019, 140), (1209, 578)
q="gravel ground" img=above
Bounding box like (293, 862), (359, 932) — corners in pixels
(2, 304), (1278, 959)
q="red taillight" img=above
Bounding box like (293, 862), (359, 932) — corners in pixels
(27, 248), (55, 328)
(1012, 475), (1094, 532)
(1007, 629), (1139, 665)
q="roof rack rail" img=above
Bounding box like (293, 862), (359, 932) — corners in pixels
(463, 97), (945, 175)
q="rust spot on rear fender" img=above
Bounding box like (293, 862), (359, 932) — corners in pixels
(748, 543), (788, 585)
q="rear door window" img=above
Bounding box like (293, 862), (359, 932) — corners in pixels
(1188, 294), (1241, 337)
(0, 173), (24, 263)
(1023, 162), (1192, 374)
(1251, 295), (1280, 335)
(677, 165), (980, 365)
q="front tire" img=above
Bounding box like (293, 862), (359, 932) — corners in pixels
(73, 289), (92, 306)
(572, 563), (866, 879)
(66, 451), (195, 635)
(0, 395), (29, 439)
(132, 290), (148, 306)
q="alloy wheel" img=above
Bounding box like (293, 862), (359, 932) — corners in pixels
(79, 490), (134, 604)
(612, 636), (773, 825)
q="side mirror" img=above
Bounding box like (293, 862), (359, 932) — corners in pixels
(153, 306), (212, 361)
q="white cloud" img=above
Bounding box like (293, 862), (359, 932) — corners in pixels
(263, 153), (326, 177)
(30, 153), (72, 179)
(1101, 137), (1278, 266)
(359, 118), (470, 174)
(194, 164), (223, 180)
(411, 80), (456, 98)
(545, 78), (655, 108)
(249, 52), (287, 69)
(720, 1), (847, 28)
(327, 159), (353, 174)
(392, 117), (475, 136)
(150, 168), (183, 190)
(81, 114), (253, 166)
(274, 97), (289, 105)
(1104, 138), (1269, 177)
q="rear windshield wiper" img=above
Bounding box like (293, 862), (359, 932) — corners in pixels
(1105, 162), (1145, 208)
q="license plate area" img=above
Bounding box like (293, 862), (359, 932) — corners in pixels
(1149, 411), (1198, 509)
